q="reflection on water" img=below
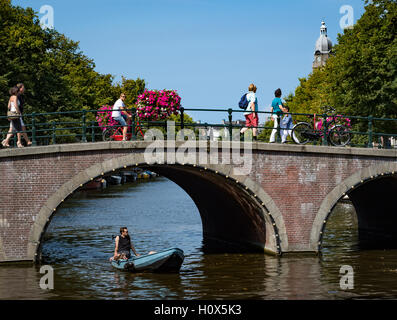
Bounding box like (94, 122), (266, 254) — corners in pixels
(1, 178), (397, 299)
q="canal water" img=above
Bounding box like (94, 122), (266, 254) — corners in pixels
(1, 177), (397, 300)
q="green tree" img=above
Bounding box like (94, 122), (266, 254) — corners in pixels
(0, 0), (145, 131)
(288, 0), (397, 136)
(326, 0), (397, 134)
(116, 77), (146, 108)
(286, 69), (332, 117)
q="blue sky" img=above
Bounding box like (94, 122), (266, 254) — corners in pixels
(13, 0), (365, 123)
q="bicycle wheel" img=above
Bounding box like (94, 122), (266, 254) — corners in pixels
(329, 125), (352, 146)
(292, 122), (312, 145)
(102, 129), (113, 141)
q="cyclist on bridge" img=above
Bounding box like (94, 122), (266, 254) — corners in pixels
(112, 93), (132, 141)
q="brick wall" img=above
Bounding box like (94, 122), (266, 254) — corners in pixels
(249, 151), (396, 251)
(0, 142), (395, 262)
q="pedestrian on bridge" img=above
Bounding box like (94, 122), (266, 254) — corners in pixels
(2, 84), (32, 148)
(240, 83), (259, 141)
(281, 105), (293, 143)
(2, 86), (23, 148)
(15, 83), (32, 147)
(269, 88), (287, 143)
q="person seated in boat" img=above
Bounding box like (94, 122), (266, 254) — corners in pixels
(110, 227), (141, 261)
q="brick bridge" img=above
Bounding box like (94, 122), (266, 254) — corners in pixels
(0, 141), (396, 263)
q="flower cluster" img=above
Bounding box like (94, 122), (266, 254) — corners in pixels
(315, 115), (352, 131)
(136, 89), (181, 121)
(96, 105), (118, 131)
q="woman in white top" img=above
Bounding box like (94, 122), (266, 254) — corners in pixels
(2, 86), (23, 148)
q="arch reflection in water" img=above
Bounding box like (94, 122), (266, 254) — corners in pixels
(321, 202), (397, 299)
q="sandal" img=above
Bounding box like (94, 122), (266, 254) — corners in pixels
(17, 142), (24, 148)
(1, 140), (10, 148)
(27, 141), (32, 147)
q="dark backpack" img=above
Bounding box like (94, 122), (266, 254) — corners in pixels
(238, 94), (249, 110)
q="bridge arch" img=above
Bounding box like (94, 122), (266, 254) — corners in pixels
(310, 162), (397, 252)
(0, 236), (4, 261)
(28, 153), (288, 262)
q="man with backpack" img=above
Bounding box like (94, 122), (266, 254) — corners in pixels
(239, 84), (258, 141)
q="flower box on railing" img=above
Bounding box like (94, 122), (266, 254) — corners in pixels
(96, 105), (118, 132)
(136, 89), (181, 121)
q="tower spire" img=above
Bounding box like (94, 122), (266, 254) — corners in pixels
(320, 21), (327, 36)
(313, 21), (333, 70)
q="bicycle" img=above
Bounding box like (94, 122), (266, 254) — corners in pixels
(292, 106), (352, 146)
(102, 113), (145, 141)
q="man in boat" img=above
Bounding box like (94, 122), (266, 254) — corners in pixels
(110, 227), (141, 261)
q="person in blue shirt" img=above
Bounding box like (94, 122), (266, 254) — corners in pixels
(269, 88), (287, 143)
(281, 105), (293, 143)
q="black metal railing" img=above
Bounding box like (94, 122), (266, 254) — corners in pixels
(0, 108), (396, 149)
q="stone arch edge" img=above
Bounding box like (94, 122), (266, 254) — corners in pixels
(310, 162), (397, 252)
(0, 233), (5, 261)
(27, 154), (288, 261)
(196, 165), (288, 253)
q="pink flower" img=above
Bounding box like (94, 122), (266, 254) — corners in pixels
(136, 89), (181, 121)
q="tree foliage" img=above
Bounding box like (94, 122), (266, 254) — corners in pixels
(287, 0), (397, 133)
(0, 0), (145, 119)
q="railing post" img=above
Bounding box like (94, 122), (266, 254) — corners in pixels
(52, 122), (56, 145)
(180, 107), (185, 130)
(276, 112), (281, 143)
(131, 112), (136, 141)
(82, 110), (87, 143)
(31, 112), (37, 146)
(322, 113), (328, 146)
(367, 115), (373, 148)
(91, 120), (95, 142)
(228, 108), (233, 141)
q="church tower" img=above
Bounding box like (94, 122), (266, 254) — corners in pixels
(313, 21), (333, 70)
